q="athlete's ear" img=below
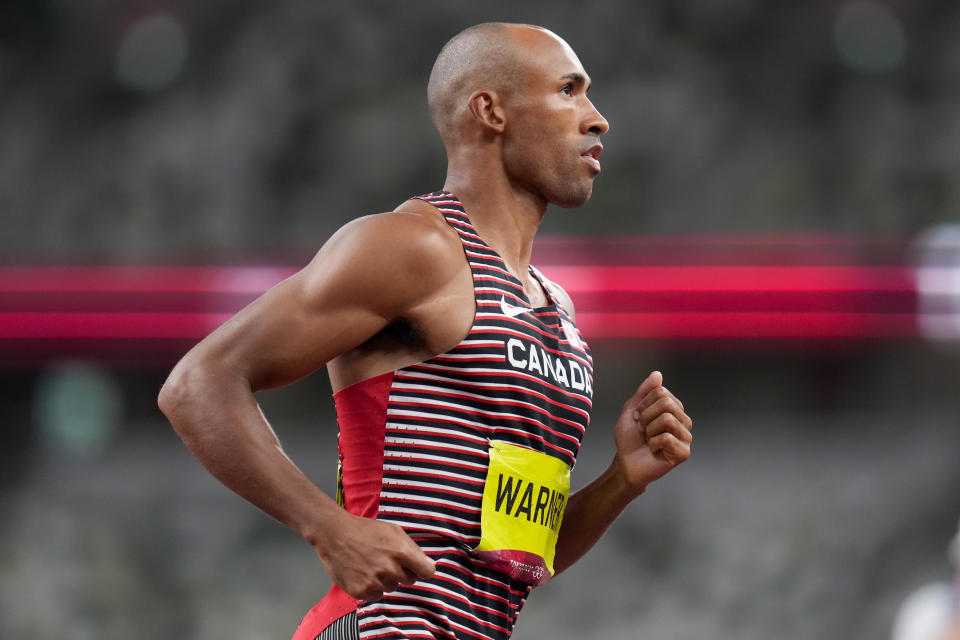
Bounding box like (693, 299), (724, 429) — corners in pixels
(468, 91), (506, 134)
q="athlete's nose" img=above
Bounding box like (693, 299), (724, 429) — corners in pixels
(582, 98), (609, 136)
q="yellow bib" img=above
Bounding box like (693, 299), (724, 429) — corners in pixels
(474, 441), (571, 586)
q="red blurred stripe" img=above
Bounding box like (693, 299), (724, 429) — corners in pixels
(0, 311), (919, 341)
(0, 246), (926, 366)
(1, 265), (914, 294)
(570, 291), (917, 314)
(0, 313), (231, 339)
(0, 266), (294, 293)
(538, 266), (915, 293)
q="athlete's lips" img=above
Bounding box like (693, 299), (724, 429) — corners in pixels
(581, 143), (603, 173)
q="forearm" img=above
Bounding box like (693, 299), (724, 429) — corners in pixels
(551, 370), (694, 574)
(158, 358), (341, 546)
(552, 457), (644, 575)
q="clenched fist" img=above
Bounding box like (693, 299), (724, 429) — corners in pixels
(313, 511), (436, 602)
(613, 370), (693, 494)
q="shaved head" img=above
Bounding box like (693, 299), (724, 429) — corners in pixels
(427, 23), (607, 209)
(427, 23), (553, 143)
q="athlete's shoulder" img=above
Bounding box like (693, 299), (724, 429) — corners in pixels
(320, 198), (460, 266)
(296, 197), (465, 313)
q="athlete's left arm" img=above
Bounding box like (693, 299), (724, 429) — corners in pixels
(548, 281), (693, 575)
(553, 372), (691, 574)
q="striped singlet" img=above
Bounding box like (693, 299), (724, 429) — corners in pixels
(292, 191), (594, 640)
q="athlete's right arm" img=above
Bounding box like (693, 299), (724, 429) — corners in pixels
(157, 211), (460, 600)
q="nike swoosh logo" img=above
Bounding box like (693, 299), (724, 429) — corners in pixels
(500, 296), (528, 318)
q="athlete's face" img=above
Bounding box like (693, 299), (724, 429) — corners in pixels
(500, 31), (609, 208)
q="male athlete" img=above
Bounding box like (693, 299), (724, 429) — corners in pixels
(159, 22), (693, 640)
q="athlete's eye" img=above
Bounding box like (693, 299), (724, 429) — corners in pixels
(561, 83), (574, 96)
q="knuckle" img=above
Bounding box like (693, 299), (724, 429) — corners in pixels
(644, 415), (665, 435)
(661, 439), (690, 463)
(362, 579), (384, 600)
(665, 397), (684, 416)
(655, 397), (672, 415)
(349, 582), (373, 600)
(664, 397), (681, 414)
(385, 521), (404, 535)
(376, 565), (400, 582)
(648, 413), (671, 432)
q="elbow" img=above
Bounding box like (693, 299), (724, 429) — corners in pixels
(158, 362), (190, 426)
(157, 369), (179, 420)
(158, 357), (210, 438)
(158, 355), (248, 444)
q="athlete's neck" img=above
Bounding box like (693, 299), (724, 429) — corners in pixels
(442, 176), (546, 284)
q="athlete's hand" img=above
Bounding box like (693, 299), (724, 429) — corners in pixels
(613, 371), (692, 494)
(313, 511), (436, 602)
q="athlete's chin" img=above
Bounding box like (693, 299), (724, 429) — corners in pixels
(549, 182), (595, 209)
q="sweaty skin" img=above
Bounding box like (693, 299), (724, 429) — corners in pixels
(158, 23), (692, 603)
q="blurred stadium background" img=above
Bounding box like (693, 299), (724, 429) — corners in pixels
(2, 1), (959, 639)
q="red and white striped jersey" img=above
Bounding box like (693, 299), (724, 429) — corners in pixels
(309, 191), (594, 640)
